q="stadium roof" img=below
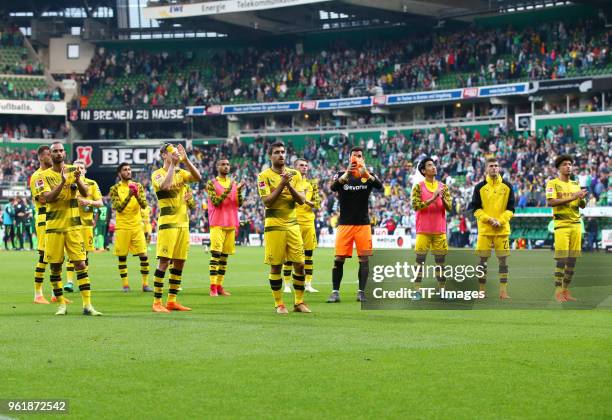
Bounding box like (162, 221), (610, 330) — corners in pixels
(0, 0), (610, 40)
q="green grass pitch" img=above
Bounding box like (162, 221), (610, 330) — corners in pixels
(1, 246), (611, 419)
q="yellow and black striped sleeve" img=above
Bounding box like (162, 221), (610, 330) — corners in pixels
(441, 186), (452, 212)
(109, 184), (132, 213)
(186, 185), (196, 210)
(207, 179), (231, 207)
(136, 183), (147, 209)
(312, 181), (321, 210)
(411, 183), (427, 211)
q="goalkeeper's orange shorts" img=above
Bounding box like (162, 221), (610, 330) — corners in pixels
(335, 225), (372, 258)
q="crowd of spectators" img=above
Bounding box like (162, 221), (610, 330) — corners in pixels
(0, 147), (39, 184)
(1, 119), (69, 141)
(0, 80), (64, 101)
(77, 48), (193, 108)
(75, 18), (611, 108)
(122, 124), (611, 241)
(1, 122), (610, 245)
(0, 26), (44, 75)
(0, 50), (44, 75)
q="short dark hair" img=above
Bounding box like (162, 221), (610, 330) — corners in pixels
(486, 157), (498, 164)
(117, 162), (130, 173)
(216, 158), (229, 166)
(350, 146), (364, 154)
(554, 154), (573, 169)
(418, 157), (434, 176)
(268, 141), (285, 155)
(37, 145), (50, 156)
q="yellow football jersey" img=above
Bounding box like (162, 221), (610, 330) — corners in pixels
(151, 167), (195, 229)
(78, 177), (102, 226)
(109, 181), (146, 230)
(35, 165), (81, 233)
(29, 167), (47, 228)
(257, 167), (303, 229)
(296, 178), (319, 225)
(546, 178), (584, 228)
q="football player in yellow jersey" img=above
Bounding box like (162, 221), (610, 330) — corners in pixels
(283, 158), (320, 294)
(206, 158), (245, 297)
(470, 158), (515, 299)
(63, 159), (103, 293)
(150, 143), (201, 313)
(109, 162), (152, 293)
(546, 155), (587, 303)
(36, 142), (102, 316)
(257, 141), (311, 314)
(30, 145), (52, 304)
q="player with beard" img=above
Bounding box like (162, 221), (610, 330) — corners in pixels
(206, 158), (245, 297)
(257, 142), (311, 314)
(109, 162), (152, 292)
(63, 159), (103, 293)
(35, 142), (102, 316)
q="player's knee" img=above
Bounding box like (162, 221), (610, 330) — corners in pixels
(434, 254), (445, 264)
(172, 259), (185, 270)
(292, 262), (305, 274)
(157, 258), (170, 271)
(333, 259), (345, 269)
(415, 254), (426, 264)
(270, 264), (282, 274)
(74, 261), (87, 271)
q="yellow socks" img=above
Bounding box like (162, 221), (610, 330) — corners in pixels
(118, 256), (128, 287)
(139, 255), (150, 286)
(168, 267), (182, 303)
(153, 269), (165, 304)
(218, 254), (228, 286)
(269, 273), (283, 306)
(283, 261), (293, 285)
(34, 253), (46, 296)
(75, 267), (91, 307)
(304, 250), (314, 284)
(50, 268), (65, 305)
(209, 251), (220, 285)
(293, 273), (305, 305)
(66, 262), (75, 284)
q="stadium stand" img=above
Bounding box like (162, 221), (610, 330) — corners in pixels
(0, 25), (60, 100)
(92, 121), (609, 248)
(77, 18), (611, 109)
(0, 3), (609, 251)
